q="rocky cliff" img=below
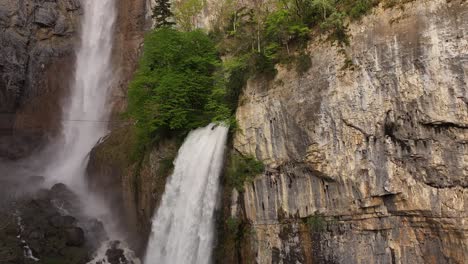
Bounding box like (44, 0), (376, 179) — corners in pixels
(85, 0), (467, 263)
(231, 0), (467, 263)
(86, 0), (157, 255)
(0, 0), (81, 159)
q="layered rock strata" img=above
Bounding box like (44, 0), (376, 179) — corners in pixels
(232, 0), (467, 263)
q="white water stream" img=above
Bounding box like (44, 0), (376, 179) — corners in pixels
(144, 124), (228, 264)
(44, 0), (116, 191)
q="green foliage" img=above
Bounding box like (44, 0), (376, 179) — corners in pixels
(265, 9), (310, 53)
(310, 0), (335, 19)
(221, 56), (250, 110)
(152, 0), (176, 28)
(306, 214), (326, 232)
(127, 28), (225, 154)
(226, 217), (241, 233)
(348, 0), (374, 20)
(226, 152), (264, 191)
(321, 11), (348, 45)
(174, 0), (205, 31)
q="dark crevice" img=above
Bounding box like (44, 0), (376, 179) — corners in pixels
(420, 121), (468, 130)
(341, 118), (371, 137)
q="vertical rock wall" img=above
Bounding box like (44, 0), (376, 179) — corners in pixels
(0, 0), (81, 159)
(233, 0), (467, 263)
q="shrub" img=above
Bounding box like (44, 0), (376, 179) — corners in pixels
(226, 217), (241, 233)
(348, 0), (375, 20)
(296, 52), (312, 74)
(306, 214), (326, 232)
(321, 11), (349, 45)
(127, 28), (225, 153)
(226, 152), (264, 191)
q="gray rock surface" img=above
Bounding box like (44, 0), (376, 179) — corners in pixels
(233, 0), (467, 263)
(0, 0), (81, 159)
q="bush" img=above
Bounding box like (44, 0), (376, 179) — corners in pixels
(226, 152), (264, 191)
(296, 52), (312, 74)
(127, 28), (226, 153)
(321, 11), (349, 45)
(348, 0), (375, 20)
(226, 217), (241, 233)
(221, 56), (250, 111)
(306, 214), (326, 232)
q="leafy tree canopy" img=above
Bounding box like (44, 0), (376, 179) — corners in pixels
(127, 28), (227, 153)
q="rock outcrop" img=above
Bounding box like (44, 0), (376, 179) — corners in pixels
(232, 0), (467, 263)
(0, 178), (107, 264)
(86, 126), (178, 256)
(0, 0), (81, 159)
(85, 0), (157, 256)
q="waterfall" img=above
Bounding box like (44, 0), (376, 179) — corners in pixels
(44, 0), (116, 191)
(144, 124), (228, 264)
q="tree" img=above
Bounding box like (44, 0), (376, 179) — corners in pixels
(265, 9), (309, 55)
(310, 0), (334, 19)
(174, 0), (205, 31)
(152, 0), (176, 28)
(127, 28), (222, 151)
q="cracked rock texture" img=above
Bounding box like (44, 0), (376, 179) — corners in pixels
(0, 0), (81, 159)
(233, 0), (467, 263)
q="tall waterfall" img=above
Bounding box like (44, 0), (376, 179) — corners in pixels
(144, 124), (228, 264)
(44, 0), (116, 190)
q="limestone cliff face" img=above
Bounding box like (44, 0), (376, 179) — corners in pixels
(0, 0), (81, 159)
(232, 0), (467, 263)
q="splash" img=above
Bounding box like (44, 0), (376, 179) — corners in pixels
(43, 0), (116, 191)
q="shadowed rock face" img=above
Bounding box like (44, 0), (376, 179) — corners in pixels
(232, 0), (467, 263)
(0, 0), (81, 159)
(0, 180), (107, 264)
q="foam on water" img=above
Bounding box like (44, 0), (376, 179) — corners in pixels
(144, 124), (228, 264)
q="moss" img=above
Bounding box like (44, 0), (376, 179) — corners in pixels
(156, 153), (176, 177)
(226, 217), (241, 234)
(305, 214), (326, 232)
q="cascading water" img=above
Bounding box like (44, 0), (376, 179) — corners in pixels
(44, 0), (116, 191)
(144, 124), (229, 264)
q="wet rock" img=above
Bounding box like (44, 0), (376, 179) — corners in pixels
(49, 215), (77, 228)
(0, 0), (80, 159)
(104, 241), (134, 264)
(0, 184), (104, 264)
(66, 227), (85, 247)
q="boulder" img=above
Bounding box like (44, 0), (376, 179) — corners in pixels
(65, 227), (85, 247)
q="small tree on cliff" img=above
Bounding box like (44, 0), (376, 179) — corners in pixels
(152, 0), (176, 28)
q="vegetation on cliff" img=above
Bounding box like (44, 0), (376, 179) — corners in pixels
(127, 28), (230, 156)
(128, 0), (389, 156)
(210, 0), (381, 79)
(225, 152), (264, 191)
